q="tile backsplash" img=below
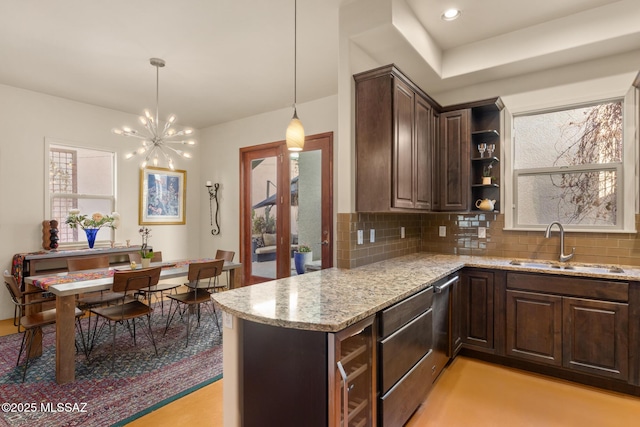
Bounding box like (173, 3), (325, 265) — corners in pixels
(337, 212), (640, 268)
(336, 213), (421, 268)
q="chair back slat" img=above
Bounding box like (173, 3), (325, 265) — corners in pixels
(67, 256), (109, 272)
(4, 271), (23, 302)
(187, 259), (224, 284)
(112, 267), (161, 293)
(215, 250), (235, 262)
(128, 251), (162, 264)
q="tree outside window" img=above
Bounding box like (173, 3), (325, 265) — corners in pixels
(513, 100), (622, 228)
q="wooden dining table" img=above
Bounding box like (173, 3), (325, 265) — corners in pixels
(24, 259), (242, 384)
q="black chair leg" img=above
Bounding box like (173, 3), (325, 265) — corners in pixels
(110, 322), (117, 371)
(21, 328), (39, 383)
(76, 317), (88, 357)
(185, 305), (192, 347)
(163, 299), (180, 336)
(17, 332), (27, 368)
(146, 315), (158, 355)
(211, 303), (221, 335)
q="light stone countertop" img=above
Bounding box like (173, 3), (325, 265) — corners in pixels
(212, 253), (640, 333)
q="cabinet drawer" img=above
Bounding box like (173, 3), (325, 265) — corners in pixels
(379, 285), (434, 338)
(379, 350), (434, 427)
(379, 308), (433, 394)
(506, 272), (628, 302)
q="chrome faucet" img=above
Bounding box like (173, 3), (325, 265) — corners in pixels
(544, 221), (575, 262)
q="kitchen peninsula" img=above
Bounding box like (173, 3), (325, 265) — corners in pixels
(213, 253), (640, 426)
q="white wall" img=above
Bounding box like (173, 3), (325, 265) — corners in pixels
(198, 95), (338, 263)
(0, 84), (202, 320)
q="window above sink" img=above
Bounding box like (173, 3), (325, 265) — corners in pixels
(503, 80), (637, 233)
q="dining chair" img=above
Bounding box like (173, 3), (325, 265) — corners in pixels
(9, 276), (56, 333)
(67, 255), (110, 271)
(68, 256), (123, 309)
(215, 249), (235, 289)
(89, 266), (162, 369)
(4, 271), (83, 382)
(128, 251), (181, 314)
(164, 259), (224, 346)
(68, 255), (122, 355)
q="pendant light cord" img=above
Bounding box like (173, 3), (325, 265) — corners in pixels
(294, 0), (297, 107)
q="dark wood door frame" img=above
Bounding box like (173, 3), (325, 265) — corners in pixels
(239, 132), (334, 286)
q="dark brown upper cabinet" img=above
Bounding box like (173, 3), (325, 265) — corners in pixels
(436, 109), (470, 211)
(354, 65), (437, 212)
(354, 64), (504, 213)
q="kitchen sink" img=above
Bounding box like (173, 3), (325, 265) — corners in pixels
(509, 260), (624, 274)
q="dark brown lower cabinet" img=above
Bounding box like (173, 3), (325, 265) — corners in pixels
(563, 297), (628, 380)
(461, 269), (495, 350)
(242, 316), (376, 427)
(242, 321), (328, 427)
(378, 285), (435, 426)
(506, 289), (562, 366)
(379, 310), (433, 394)
(379, 352), (434, 427)
(505, 272), (630, 382)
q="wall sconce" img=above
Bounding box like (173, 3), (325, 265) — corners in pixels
(206, 181), (221, 235)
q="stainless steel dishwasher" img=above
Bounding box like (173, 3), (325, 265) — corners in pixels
(431, 275), (459, 380)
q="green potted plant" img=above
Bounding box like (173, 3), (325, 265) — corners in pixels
(294, 244), (312, 275)
(139, 227), (154, 267)
(482, 160), (497, 185)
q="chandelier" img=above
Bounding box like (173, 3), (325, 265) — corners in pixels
(113, 58), (195, 170)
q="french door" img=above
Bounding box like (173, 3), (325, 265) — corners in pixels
(240, 132), (333, 285)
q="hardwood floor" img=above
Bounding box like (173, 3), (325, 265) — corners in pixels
(407, 357), (640, 427)
(2, 317), (640, 426)
(126, 380), (223, 426)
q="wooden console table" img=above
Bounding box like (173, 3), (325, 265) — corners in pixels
(14, 246), (144, 288)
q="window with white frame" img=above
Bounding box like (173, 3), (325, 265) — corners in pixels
(47, 140), (116, 245)
(512, 99), (625, 230)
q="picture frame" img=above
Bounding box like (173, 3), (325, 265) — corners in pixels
(139, 166), (186, 225)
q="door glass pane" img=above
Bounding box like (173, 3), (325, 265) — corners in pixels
(291, 150), (322, 275)
(251, 156), (278, 279)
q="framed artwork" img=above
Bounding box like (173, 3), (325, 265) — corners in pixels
(139, 166), (186, 225)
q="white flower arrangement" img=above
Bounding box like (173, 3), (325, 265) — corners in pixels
(66, 210), (120, 230)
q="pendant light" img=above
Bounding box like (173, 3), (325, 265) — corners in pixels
(286, 0), (305, 151)
(113, 58), (195, 170)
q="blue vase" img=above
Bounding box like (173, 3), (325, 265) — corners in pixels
(294, 252), (311, 275)
(84, 228), (99, 249)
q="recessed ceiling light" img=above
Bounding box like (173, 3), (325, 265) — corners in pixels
(441, 8), (461, 21)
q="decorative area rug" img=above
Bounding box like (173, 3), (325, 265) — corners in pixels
(0, 304), (223, 426)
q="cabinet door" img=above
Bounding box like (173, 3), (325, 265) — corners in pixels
(354, 73), (393, 212)
(414, 96), (432, 210)
(438, 110), (470, 211)
(392, 78), (415, 209)
(506, 290), (562, 366)
(563, 297), (629, 381)
(461, 270), (494, 350)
